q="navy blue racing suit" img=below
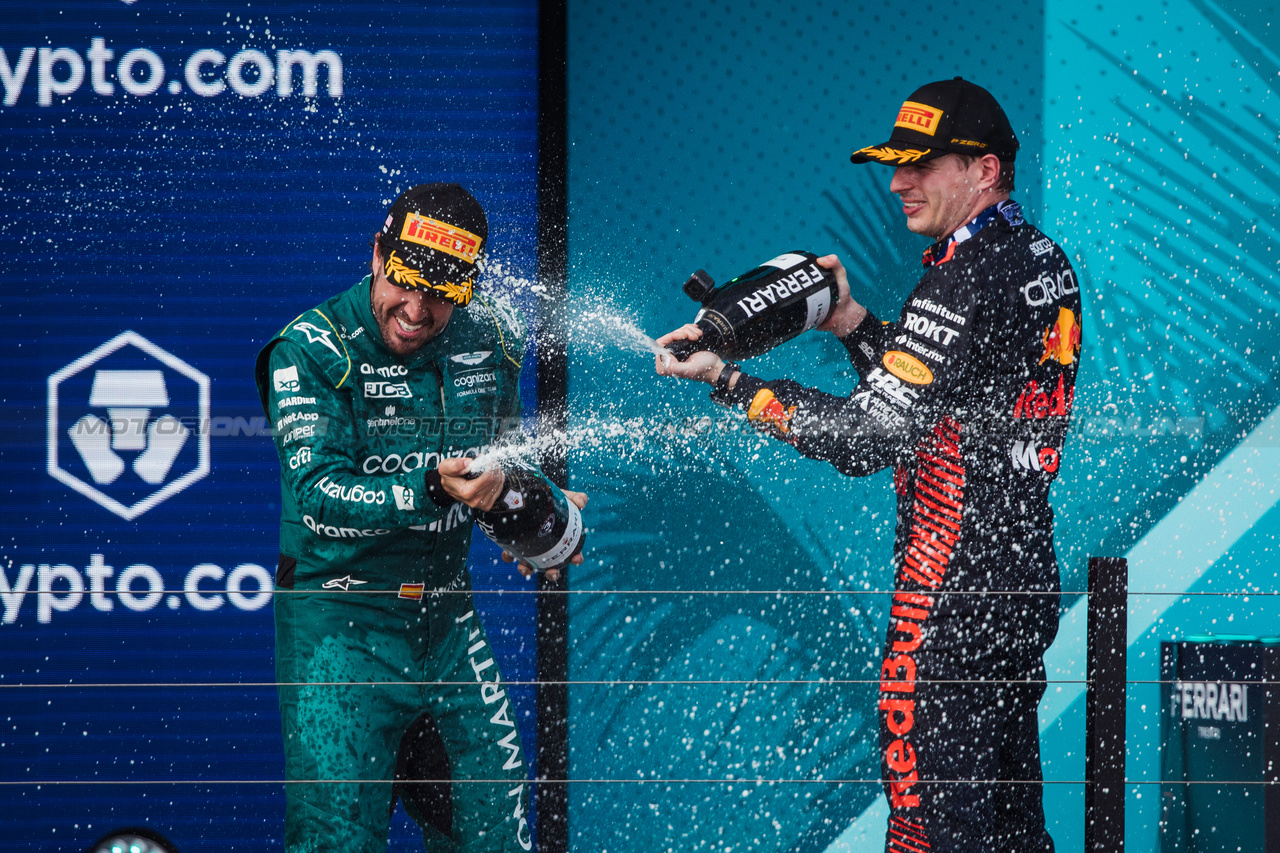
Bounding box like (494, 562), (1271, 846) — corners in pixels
(713, 201), (1080, 852)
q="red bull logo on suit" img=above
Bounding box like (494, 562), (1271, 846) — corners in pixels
(1039, 307), (1081, 365)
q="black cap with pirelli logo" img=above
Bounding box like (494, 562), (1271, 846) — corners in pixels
(376, 183), (487, 306)
(850, 77), (1019, 166)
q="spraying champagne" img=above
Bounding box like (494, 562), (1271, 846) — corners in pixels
(665, 251), (839, 361)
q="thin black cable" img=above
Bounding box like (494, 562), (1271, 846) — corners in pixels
(71, 587), (1279, 596)
(6, 678), (1278, 689)
(1, 778), (1275, 786)
(0, 678), (1088, 688)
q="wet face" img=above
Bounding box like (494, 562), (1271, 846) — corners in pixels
(889, 153), (1000, 241)
(370, 244), (455, 357)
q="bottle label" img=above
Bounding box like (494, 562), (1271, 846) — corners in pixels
(801, 287), (832, 332)
(761, 252), (809, 270)
(732, 262), (823, 319)
(524, 496), (583, 569)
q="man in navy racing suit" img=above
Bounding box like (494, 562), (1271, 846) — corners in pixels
(656, 78), (1080, 852)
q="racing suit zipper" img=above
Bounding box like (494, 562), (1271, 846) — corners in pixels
(431, 361), (448, 559)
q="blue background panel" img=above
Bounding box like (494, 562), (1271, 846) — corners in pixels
(0, 1), (543, 849)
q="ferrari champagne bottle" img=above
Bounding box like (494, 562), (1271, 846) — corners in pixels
(665, 250), (838, 361)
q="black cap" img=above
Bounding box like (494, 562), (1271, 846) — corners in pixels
(850, 77), (1019, 166)
(376, 183), (487, 305)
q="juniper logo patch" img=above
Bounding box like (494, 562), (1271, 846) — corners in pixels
(47, 331), (210, 520)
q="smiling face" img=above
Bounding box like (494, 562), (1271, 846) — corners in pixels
(370, 242), (455, 356)
(888, 153), (1004, 241)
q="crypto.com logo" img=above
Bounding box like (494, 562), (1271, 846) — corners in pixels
(47, 331), (210, 520)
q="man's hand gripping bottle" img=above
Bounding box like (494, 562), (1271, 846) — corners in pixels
(665, 251), (839, 361)
(472, 464), (585, 572)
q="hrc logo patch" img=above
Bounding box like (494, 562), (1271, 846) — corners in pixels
(895, 101), (943, 136)
(400, 213), (482, 264)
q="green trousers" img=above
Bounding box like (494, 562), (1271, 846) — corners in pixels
(275, 584), (531, 852)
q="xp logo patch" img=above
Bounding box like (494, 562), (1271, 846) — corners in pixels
(47, 331), (210, 520)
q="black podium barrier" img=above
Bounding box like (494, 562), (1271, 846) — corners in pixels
(1086, 556), (1128, 851)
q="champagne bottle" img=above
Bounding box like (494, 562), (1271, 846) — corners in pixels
(473, 464), (584, 571)
(665, 250), (838, 361)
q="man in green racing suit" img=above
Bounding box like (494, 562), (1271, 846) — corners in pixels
(254, 183), (584, 852)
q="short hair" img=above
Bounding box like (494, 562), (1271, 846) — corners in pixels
(369, 232), (382, 274)
(996, 159), (1015, 192)
(956, 153), (1015, 193)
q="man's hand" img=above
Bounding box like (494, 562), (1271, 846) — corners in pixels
(814, 254), (868, 338)
(504, 490), (589, 582)
(438, 457), (505, 511)
(654, 325), (729, 385)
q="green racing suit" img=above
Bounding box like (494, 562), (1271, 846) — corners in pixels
(254, 276), (533, 852)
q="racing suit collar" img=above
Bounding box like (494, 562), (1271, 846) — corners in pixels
(351, 274), (456, 366)
(922, 199), (1021, 268)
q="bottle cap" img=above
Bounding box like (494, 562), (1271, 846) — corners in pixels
(682, 269), (716, 302)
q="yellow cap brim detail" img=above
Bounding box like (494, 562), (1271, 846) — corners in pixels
(435, 280), (474, 306)
(383, 250), (474, 305)
(851, 145), (933, 165)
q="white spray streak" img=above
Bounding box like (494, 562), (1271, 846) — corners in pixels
(569, 299), (672, 357)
